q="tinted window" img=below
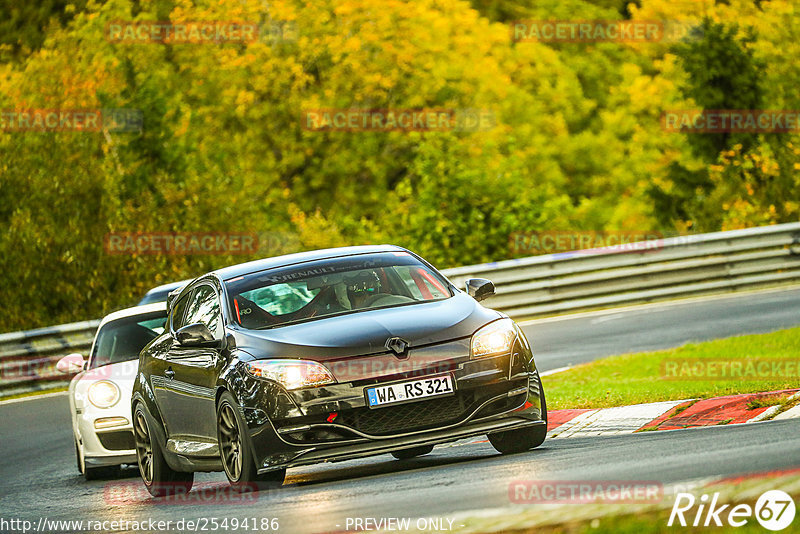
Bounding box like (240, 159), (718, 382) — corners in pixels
(185, 285), (222, 337)
(170, 292), (191, 331)
(227, 252), (452, 330)
(90, 312), (167, 368)
(240, 282), (320, 316)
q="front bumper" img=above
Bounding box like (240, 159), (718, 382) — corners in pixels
(77, 406), (136, 466)
(233, 337), (545, 473)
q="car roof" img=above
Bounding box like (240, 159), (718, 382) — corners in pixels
(143, 279), (191, 295)
(138, 279), (192, 305)
(211, 245), (407, 281)
(98, 302), (167, 329)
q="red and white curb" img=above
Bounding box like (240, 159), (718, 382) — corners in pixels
(547, 400), (689, 438)
(443, 389), (800, 448)
(774, 403), (800, 420)
(547, 389), (800, 438)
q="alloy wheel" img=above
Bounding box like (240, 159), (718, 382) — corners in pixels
(218, 403), (243, 481)
(134, 411), (154, 484)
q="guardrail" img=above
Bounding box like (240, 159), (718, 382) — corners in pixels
(0, 320), (100, 396)
(442, 223), (800, 317)
(2, 222), (799, 396)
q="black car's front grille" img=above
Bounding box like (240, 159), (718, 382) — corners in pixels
(340, 392), (474, 435)
(97, 430), (135, 451)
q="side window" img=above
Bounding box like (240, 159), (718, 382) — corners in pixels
(185, 285), (222, 338)
(170, 293), (191, 332)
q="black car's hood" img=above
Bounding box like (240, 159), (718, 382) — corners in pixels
(231, 292), (501, 361)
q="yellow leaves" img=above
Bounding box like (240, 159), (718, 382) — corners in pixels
(342, 36), (361, 53)
(234, 90), (255, 115)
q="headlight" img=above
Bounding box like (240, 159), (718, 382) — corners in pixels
(87, 380), (120, 408)
(245, 359), (336, 390)
(471, 318), (517, 358)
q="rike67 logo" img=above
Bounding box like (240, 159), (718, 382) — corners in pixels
(669, 490), (796, 531)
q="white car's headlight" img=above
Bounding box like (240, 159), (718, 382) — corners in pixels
(87, 380), (120, 408)
(245, 359), (336, 390)
(471, 318), (517, 359)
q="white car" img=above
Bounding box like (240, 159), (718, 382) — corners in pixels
(57, 303), (167, 480)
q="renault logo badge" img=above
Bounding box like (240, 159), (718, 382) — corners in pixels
(385, 337), (410, 359)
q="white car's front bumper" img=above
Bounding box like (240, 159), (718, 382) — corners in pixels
(77, 410), (137, 466)
(71, 362), (138, 467)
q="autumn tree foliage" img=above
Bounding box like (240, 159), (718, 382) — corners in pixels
(0, 0), (798, 330)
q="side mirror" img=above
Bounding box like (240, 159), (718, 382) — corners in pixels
(56, 353), (85, 374)
(175, 322), (218, 347)
(465, 278), (495, 302)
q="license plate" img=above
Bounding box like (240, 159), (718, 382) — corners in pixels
(366, 374), (455, 408)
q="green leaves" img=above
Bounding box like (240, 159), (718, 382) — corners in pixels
(0, 0), (798, 331)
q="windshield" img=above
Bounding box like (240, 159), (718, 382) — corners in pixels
(89, 311), (167, 368)
(226, 252), (452, 329)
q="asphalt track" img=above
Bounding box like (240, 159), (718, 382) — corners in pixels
(523, 286), (800, 372)
(1, 287), (800, 533)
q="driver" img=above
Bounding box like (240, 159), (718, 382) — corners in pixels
(344, 270), (382, 309)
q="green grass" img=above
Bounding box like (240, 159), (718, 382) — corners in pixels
(544, 326), (800, 410)
(452, 469), (800, 533)
(746, 394), (785, 409)
(514, 503), (798, 534)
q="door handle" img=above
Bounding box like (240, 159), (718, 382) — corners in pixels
(165, 367), (175, 380)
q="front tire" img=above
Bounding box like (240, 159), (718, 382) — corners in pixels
(76, 438), (118, 480)
(391, 445), (434, 460)
(133, 403), (194, 497)
(75, 440), (82, 474)
(217, 391), (286, 492)
(488, 375), (548, 455)
(84, 463), (119, 481)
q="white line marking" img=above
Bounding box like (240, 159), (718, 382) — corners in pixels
(517, 284), (800, 326)
(540, 366), (572, 377)
(590, 313), (624, 324)
(0, 391), (68, 405)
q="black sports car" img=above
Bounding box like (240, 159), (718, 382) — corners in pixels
(132, 245), (547, 496)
